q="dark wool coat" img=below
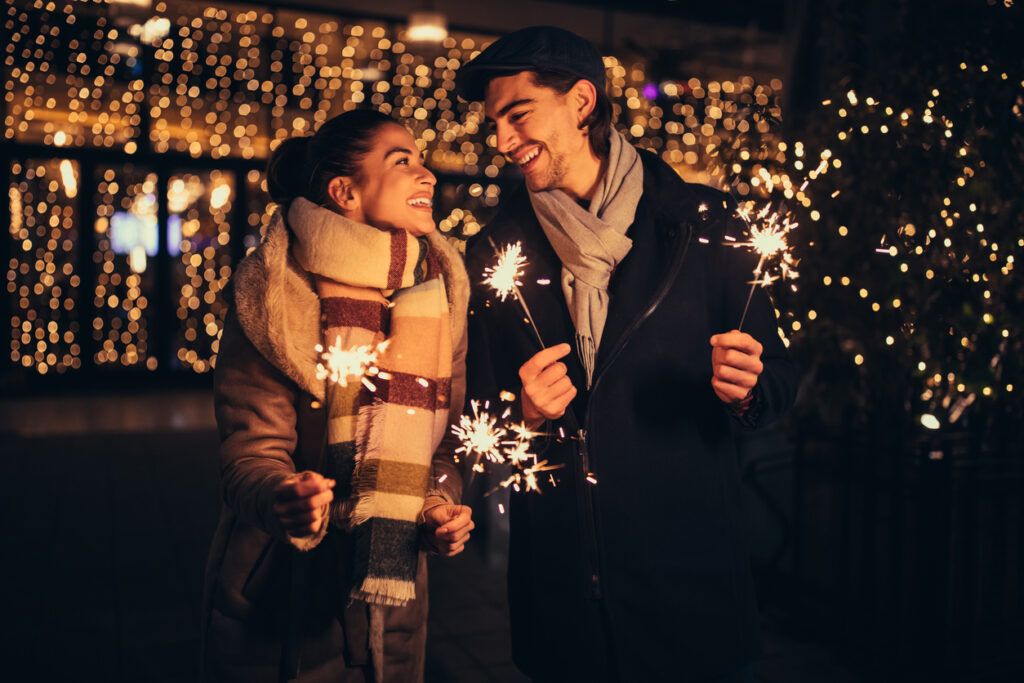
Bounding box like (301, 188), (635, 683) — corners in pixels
(201, 214), (468, 683)
(465, 150), (798, 682)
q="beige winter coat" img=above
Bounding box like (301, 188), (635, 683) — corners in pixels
(200, 212), (468, 683)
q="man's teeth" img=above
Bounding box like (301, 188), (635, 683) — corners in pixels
(408, 198), (432, 207)
(517, 148), (540, 166)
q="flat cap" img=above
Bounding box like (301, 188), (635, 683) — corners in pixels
(454, 25), (606, 101)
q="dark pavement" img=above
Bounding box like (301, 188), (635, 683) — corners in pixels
(0, 390), (856, 682)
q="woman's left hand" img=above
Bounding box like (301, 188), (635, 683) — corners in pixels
(422, 504), (474, 556)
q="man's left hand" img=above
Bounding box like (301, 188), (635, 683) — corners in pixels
(709, 330), (764, 404)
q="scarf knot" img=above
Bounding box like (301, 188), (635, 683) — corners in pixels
(529, 131), (644, 386)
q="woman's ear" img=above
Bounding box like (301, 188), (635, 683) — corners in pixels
(571, 79), (598, 131)
(327, 176), (361, 216)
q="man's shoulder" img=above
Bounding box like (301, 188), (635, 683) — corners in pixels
(635, 149), (740, 237)
(637, 148), (734, 209)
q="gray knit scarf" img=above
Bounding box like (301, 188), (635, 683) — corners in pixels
(529, 131), (644, 387)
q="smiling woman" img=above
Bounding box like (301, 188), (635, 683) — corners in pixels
(201, 108), (474, 682)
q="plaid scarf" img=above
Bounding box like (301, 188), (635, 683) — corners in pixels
(288, 198), (453, 607)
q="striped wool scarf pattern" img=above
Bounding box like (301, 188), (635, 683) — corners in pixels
(288, 198), (452, 607)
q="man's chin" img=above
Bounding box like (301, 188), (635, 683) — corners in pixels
(523, 173), (551, 193)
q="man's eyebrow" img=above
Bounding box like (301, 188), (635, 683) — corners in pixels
(383, 146), (415, 160)
(485, 98), (535, 124)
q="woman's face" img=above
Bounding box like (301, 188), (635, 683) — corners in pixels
(347, 123), (437, 237)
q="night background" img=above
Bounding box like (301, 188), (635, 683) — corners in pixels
(1, 0), (1022, 681)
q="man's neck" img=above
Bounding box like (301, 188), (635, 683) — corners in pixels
(561, 149), (608, 204)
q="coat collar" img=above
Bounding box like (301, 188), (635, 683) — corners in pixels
(232, 209), (470, 401)
(488, 151), (700, 393)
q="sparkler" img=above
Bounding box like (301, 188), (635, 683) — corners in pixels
(731, 203), (800, 331)
(451, 399), (508, 467)
(314, 337), (390, 391)
(484, 237), (546, 348)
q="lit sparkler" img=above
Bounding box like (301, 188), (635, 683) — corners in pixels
(451, 399), (507, 466)
(482, 240), (526, 301)
(485, 237), (546, 347)
(314, 337), (390, 390)
(731, 202), (800, 331)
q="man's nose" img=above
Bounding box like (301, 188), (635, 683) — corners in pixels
(495, 121), (517, 155)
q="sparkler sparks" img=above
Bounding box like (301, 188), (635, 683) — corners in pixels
(451, 400), (507, 465)
(731, 202), (800, 330)
(485, 237), (546, 347)
(314, 337), (390, 389)
(499, 460), (563, 493)
(482, 241), (527, 302)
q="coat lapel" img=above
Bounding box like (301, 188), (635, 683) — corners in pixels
(595, 156), (697, 377)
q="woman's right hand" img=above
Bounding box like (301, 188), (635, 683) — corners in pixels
(273, 471), (335, 537)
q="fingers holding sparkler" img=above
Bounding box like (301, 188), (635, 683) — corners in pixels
(709, 331), (764, 404)
(422, 504), (475, 557)
(519, 343), (577, 428)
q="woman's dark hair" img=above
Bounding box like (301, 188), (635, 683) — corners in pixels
(530, 70), (613, 159)
(266, 109), (396, 206)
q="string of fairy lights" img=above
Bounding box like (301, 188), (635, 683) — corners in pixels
(5, 0), (1019, 431)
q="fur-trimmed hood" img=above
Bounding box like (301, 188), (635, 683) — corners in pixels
(231, 209), (470, 402)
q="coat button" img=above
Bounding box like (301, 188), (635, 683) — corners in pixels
(310, 400), (321, 409)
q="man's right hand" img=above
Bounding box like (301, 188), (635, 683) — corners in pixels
(519, 343), (577, 428)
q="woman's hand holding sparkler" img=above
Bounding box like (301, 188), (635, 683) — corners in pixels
(519, 343), (578, 429)
(710, 331), (764, 408)
(421, 504), (475, 557)
(273, 471), (335, 538)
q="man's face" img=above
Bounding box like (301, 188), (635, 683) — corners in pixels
(484, 71), (591, 193)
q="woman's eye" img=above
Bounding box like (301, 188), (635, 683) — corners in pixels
(510, 111), (527, 122)
(396, 157), (410, 165)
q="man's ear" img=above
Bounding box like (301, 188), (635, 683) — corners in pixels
(571, 79), (598, 131)
(327, 176), (360, 215)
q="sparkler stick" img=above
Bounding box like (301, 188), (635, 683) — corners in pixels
(484, 236), (546, 348)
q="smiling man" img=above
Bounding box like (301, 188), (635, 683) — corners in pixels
(455, 26), (798, 683)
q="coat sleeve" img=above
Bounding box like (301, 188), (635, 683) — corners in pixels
(214, 310), (328, 550)
(716, 195), (800, 429)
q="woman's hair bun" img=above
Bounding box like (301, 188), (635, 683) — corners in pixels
(266, 136), (311, 205)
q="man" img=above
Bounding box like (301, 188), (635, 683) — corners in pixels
(455, 26), (798, 682)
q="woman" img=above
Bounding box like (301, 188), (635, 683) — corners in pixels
(201, 109), (474, 682)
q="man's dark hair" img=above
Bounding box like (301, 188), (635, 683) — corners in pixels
(529, 70), (613, 159)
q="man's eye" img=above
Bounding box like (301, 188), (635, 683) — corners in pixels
(396, 157), (409, 165)
(510, 111), (527, 122)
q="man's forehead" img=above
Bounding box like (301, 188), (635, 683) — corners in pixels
(484, 71), (542, 116)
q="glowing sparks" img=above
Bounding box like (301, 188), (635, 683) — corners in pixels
(732, 203), (800, 331)
(485, 237), (546, 347)
(314, 337), (389, 388)
(733, 202), (800, 284)
(451, 400), (507, 464)
(500, 460), (562, 493)
(483, 241), (527, 302)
